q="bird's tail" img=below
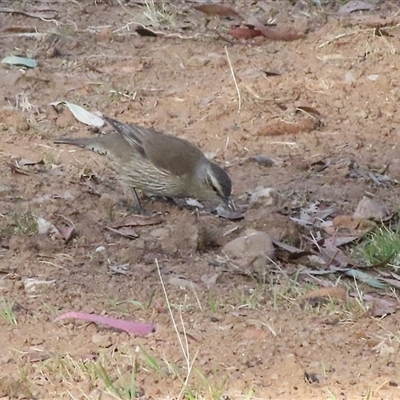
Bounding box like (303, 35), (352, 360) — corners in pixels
(54, 136), (92, 147)
(103, 116), (127, 135)
(103, 116), (146, 151)
(54, 136), (110, 155)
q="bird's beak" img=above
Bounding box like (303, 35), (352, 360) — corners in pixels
(225, 197), (235, 211)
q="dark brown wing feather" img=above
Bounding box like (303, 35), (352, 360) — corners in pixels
(104, 117), (206, 176)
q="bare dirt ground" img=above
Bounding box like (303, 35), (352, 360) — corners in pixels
(1, 1), (400, 399)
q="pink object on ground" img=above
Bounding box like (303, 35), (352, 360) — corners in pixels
(55, 311), (155, 336)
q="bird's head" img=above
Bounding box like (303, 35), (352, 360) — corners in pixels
(202, 161), (234, 209)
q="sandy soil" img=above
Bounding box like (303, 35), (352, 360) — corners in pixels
(1, 1), (400, 399)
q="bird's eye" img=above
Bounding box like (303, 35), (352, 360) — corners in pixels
(211, 184), (219, 194)
(207, 177), (220, 195)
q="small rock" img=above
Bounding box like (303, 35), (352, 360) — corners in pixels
(36, 217), (58, 236)
(246, 210), (301, 244)
(169, 216), (199, 256)
(353, 197), (390, 220)
(23, 278), (56, 293)
(91, 334), (111, 348)
(168, 276), (198, 290)
(249, 187), (280, 209)
(222, 229), (275, 271)
(251, 155), (275, 167)
(376, 344), (395, 357)
(344, 71), (356, 83)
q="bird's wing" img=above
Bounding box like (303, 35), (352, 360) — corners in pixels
(104, 117), (205, 177)
(104, 117), (146, 157)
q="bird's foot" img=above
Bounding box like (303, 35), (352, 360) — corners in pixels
(117, 199), (149, 215)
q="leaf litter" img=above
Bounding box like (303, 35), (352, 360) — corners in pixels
(280, 200), (400, 297)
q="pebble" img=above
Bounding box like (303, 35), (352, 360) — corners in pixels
(249, 187), (280, 209)
(222, 229), (275, 271)
(353, 196), (390, 220)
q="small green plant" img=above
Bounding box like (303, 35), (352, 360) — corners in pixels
(43, 152), (57, 165)
(195, 368), (227, 400)
(363, 389), (371, 400)
(138, 346), (164, 374)
(0, 297), (18, 325)
(90, 361), (138, 400)
(235, 287), (263, 309)
(245, 389), (255, 400)
(141, 0), (178, 28)
(108, 204), (116, 223)
(0, 210), (37, 238)
(208, 291), (216, 312)
(361, 225), (400, 267)
(12, 211), (38, 235)
(109, 88), (137, 104)
(41, 352), (139, 400)
(326, 388), (337, 400)
(269, 278), (301, 311)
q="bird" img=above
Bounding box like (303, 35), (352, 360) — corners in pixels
(54, 116), (233, 210)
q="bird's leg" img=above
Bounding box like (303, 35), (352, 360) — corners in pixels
(130, 187), (145, 214)
(118, 188), (149, 214)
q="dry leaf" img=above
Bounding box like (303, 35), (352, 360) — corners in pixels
(0, 7), (58, 19)
(58, 225), (77, 243)
(319, 241), (358, 268)
(8, 162), (30, 175)
(50, 101), (104, 127)
(332, 215), (376, 236)
(228, 27), (263, 39)
(3, 26), (37, 33)
(195, 5), (240, 18)
(296, 106), (321, 117)
(83, 59), (103, 73)
(109, 263), (131, 276)
(114, 215), (164, 227)
(361, 294), (399, 317)
(259, 118), (318, 136)
(337, 1), (374, 15)
(106, 226), (139, 239)
(135, 27), (158, 37)
(250, 19), (306, 41)
(302, 287), (347, 303)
